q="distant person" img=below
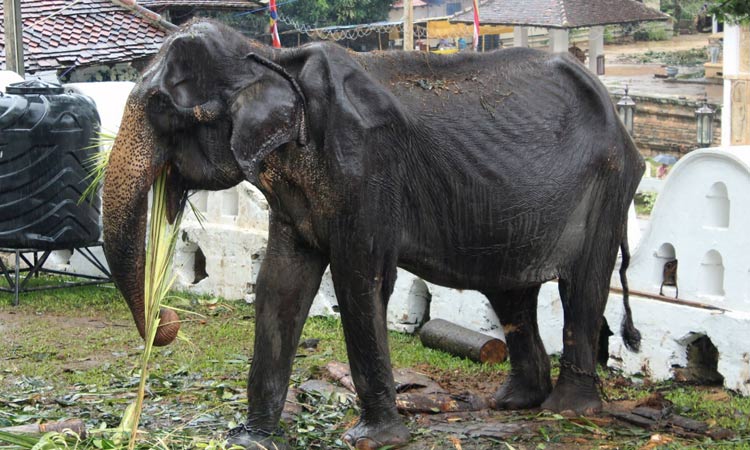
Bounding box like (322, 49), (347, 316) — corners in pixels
(437, 38), (454, 49)
(657, 163), (669, 179)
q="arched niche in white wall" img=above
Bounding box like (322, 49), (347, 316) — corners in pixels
(699, 250), (725, 298)
(653, 243), (676, 286)
(704, 182), (730, 229)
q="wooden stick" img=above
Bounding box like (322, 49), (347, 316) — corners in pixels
(395, 392), (490, 413)
(0, 419), (87, 438)
(419, 319), (507, 364)
(609, 286), (726, 311)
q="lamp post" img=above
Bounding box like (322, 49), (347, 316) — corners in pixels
(617, 85), (636, 136)
(695, 96), (716, 148)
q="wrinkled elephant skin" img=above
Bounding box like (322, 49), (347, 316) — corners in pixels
(102, 20), (644, 449)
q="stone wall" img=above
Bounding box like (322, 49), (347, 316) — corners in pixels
(611, 93), (722, 157)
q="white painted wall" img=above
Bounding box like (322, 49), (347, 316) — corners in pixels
(64, 82), (135, 136)
(627, 147), (750, 312)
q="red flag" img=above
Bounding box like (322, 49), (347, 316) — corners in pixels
(472, 0), (480, 51)
(269, 0), (281, 48)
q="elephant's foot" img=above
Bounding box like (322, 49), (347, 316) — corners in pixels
(225, 424), (290, 450)
(342, 416), (411, 450)
(492, 374), (551, 410)
(541, 368), (602, 415)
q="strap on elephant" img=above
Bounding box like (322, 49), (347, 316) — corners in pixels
(559, 358), (610, 402)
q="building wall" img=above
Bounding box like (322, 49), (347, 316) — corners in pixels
(614, 94), (722, 157)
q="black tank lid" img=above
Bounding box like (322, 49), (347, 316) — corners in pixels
(6, 79), (65, 95)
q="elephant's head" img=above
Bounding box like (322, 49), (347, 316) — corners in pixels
(102, 20), (309, 346)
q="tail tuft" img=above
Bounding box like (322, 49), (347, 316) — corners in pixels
(619, 230), (641, 352)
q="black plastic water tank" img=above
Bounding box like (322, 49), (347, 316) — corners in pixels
(0, 79), (102, 250)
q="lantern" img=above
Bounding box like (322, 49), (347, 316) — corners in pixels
(695, 97), (716, 147)
(617, 85), (636, 136)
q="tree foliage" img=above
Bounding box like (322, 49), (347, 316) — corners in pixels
(282, 0), (395, 27)
(709, 0), (750, 24)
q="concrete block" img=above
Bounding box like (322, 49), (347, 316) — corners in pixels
(172, 224), (267, 300)
(386, 270), (430, 333)
(310, 269), (338, 317)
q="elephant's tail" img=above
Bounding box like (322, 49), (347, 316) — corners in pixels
(619, 231), (641, 352)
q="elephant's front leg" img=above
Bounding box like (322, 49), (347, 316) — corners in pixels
(227, 220), (327, 450)
(329, 241), (410, 450)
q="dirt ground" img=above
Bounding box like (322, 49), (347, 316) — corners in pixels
(597, 33), (724, 103)
(603, 33), (712, 57)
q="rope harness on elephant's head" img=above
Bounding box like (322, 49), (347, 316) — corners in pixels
(244, 52), (309, 146)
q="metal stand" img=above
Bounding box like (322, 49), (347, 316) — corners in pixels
(0, 245), (111, 306)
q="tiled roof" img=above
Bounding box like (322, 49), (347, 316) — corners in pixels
(393, 0), (429, 8)
(452, 0), (669, 29)
(140, 0), (263, 11)
(0, 0), (177, 74)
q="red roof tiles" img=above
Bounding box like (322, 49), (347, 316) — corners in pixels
(452, 0), (668, 29)
(0, 0), (176, 74)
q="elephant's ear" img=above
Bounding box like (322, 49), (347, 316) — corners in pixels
(296, 45), (406, 178)
(229, 53), (308, 183)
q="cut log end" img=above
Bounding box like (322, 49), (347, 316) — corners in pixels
(479, 339), (508, 364)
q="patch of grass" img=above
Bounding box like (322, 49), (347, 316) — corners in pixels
(633, 47), (709, 67)
(634, 192), (658, 216)
(633, 23), (670, 42)
(667, 386), (750, 433)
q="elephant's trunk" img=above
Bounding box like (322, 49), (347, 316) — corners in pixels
(102, 92), (179, 347)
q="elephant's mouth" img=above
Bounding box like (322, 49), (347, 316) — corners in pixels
(162, 163), (188, 224)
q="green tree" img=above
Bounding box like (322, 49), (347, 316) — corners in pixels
(282, 0), (395, 27)
(709, 0), (750, 24)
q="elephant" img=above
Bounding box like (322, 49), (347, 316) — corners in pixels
(102, 20), (644, 450)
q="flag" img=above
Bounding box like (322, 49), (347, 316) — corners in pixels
(472, 0), (480, 51)
(269, 0), (281, 48)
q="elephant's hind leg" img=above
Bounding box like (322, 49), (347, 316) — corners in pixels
(485, 285), (551, 410)
(542, 244), (619, 415)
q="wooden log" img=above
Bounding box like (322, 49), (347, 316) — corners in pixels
(419, 319), (508, 364)
(325, 361), (357, 393)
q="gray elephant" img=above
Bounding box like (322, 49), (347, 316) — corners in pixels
(102, 20), (643, 450)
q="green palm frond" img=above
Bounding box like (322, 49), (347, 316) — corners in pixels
(79, 131), (115, 205)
